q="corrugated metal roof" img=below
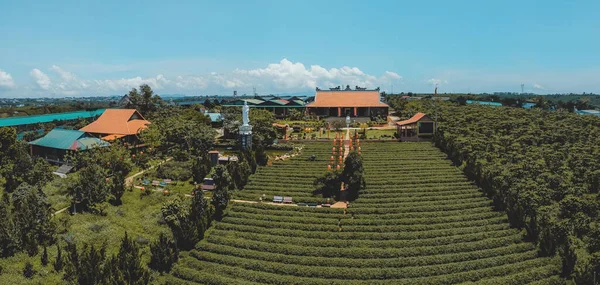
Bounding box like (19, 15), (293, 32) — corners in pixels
(0, 109), (105, 127)
(29, 129), (109, 150)
(207, 113), (223, 122)
(466, 100), (502, 107)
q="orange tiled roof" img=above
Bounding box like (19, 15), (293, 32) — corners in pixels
(306, 91), (388, 108)
(396, 112), (427, 126)
(80, 109), (150, 135)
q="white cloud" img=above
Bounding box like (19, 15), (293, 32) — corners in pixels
(384, 71), (402, 80)
(234, 58), (397, 91)
(427, 78), (448, 86)
(0, 69), (16, 89)
(533, 83), (544, 89)
(17, 59), (403, 96)
(30, 69), (51, 90)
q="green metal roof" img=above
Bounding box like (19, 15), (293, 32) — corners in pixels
(29, 128), (109, 150)
(0, 109), (105, 127)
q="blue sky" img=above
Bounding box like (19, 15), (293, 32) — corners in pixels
(0, 0), (599, 97)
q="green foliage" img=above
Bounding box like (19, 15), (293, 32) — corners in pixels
(0, 194), (17, 257)
(255, 144), (268, 166)
(429, 102), (600, 278)
(212, 165), (233, 220)
(149, 232), (179, 273)
(41, 246), (48, 266)
(226, 158), (251, 190)
(241, 149), (257, 174)
(287, 109), (304, 121)
(330, 120), (345, 131)
(222, 107), (276, 145)
(62, 232), (150, 285)
(161, 193), (213, 251)
(126, 84), (164, 116)
(341, 151), (365, 201)
(22, 262), (35, 279)
(142, 106), (215, 157)
(191, 154), (212, 184)
(156, 160), (193, 181)
(12, 183), (55, 256)
(0, 128), (53, 192)
(68, 163), (109, 212)
(54, 244), (64, 272)
(114, 232), (150, 284)
(313, 170), (342, 199)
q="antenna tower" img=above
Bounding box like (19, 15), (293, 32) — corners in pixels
(521, 84), (524, 94)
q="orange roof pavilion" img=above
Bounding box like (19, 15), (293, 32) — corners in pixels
(80, 109), (150, 136)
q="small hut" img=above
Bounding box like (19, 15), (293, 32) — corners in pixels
(396, 112), (435, 141)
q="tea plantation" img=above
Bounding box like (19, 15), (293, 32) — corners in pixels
(166, 142), (563, 284)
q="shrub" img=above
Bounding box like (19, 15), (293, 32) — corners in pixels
(156, 161), (193, 181)
(23, 262), (36, 279)
(149, 232), (179, 273)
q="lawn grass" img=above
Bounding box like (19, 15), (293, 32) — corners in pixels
(43, 177), (71, 211)
(363, 128), (397, 139)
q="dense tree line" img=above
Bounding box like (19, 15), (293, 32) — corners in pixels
(0, 127), (56, 257)
(57, 232), (150, 284)
(429, 103), (600, 282)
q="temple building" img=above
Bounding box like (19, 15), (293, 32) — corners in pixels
(306, 86), (389, 117)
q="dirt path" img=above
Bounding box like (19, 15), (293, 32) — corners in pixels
(343, 128), (350, 159)
(53, 157), (173, 216)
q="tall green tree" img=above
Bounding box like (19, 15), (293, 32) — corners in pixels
(191, 154), (212, 184)
(161, 197), (199, 250)
(0, 193), (17, 257)
(255, 144), (268, 166)
(12, 183), (55, 256)
(212, 165), (232, 220)
(126, 84), (163, 116)
(341, 151), (366, 201)
(68, 163), (109, 213)
(114, 232), (150, 285)
(149, 232), (179, 273)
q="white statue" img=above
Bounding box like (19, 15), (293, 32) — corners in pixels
(242, 100), (250, 126)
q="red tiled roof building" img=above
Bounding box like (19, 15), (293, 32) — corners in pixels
(306, 86), (389, 117)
